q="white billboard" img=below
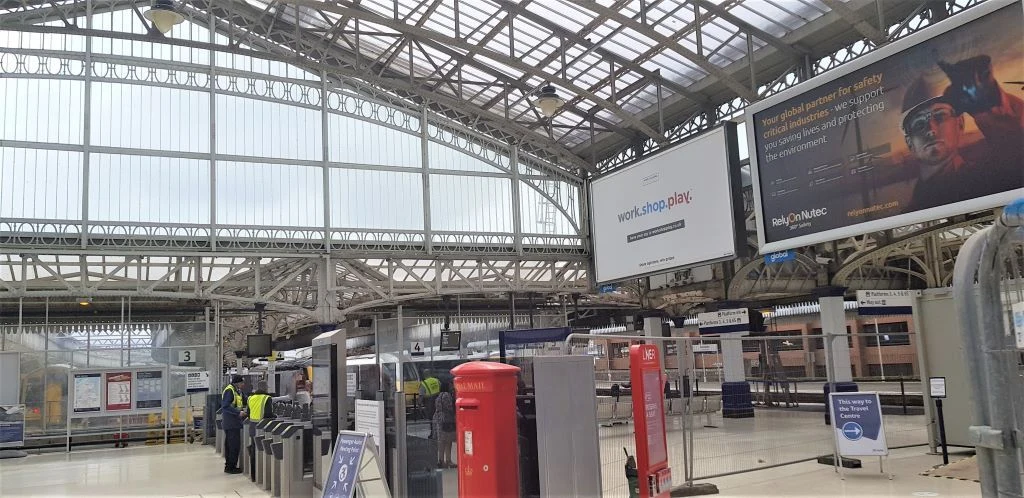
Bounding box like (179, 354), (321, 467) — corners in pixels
(590, 124), (744, 283)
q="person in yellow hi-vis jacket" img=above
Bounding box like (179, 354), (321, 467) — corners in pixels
(221, 375), (248, 474)
(246, 380), (275, 481)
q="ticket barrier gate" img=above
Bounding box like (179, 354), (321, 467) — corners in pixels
(311, 427), (334, 493)
(278, 421), (313, 498)
(253, 419), (284, 492)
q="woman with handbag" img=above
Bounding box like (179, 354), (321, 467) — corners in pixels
(433, 380), (457, 468)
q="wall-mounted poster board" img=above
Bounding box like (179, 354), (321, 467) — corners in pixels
(67, 367), (168, 419)
(105, 372), (132, 411)
(745, 0), (1024, 253)
(136, 371), (164, 409)
(72, 373), (102, 413)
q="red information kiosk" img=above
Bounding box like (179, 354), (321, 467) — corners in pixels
(630, 344), (672, 498)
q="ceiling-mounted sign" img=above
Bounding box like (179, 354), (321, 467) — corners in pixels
(856, 290), (919, 316)
(764, 250), (796, 265)
(746, 2), (1024, 253)
(440, 331), (462, 352)
(697, 309), (751, 336)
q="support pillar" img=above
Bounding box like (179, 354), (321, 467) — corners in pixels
(817, 287), (858, 425)
(720, 332), (753, 418)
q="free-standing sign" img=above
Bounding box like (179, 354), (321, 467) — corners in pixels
(746, 1), (1023, 253)
(105, 372), (133, 411)
(629, 344), (672, 498)
(72, 373), (102, 413)
(324, 432), (367, 498)
(829, 392), (889, 456)
(857, 290), (918, 316)
(929, 377), (947, 398)
(0, 404), (25, 448)
(185, 371), (209, 393)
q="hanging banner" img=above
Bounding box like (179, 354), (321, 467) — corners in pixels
(829, 392), (889, 457)
(72, 373), (102, 413)
(105, 372), (133, 411)
(0, 404), (25, 448)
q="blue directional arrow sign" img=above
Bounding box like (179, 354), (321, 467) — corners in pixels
(829, 392), (888, 456)
(841, 422), (863, 441)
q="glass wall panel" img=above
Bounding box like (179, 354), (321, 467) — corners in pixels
(429, 175), (513, 233)
(217, 162), (323, 227)
(0, 79), (84, 145)
(329, 168), (423, 230)
(91, 83), (211, 153)
(216, 94), (322, 161)
(90, 154), (210, 224)
(0, 148), (83, 220)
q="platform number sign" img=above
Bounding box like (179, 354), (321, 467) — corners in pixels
(411, 342), (425, 357)
(178, 349), (197, 366)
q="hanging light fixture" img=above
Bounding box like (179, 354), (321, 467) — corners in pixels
(144, 0), (184, 35)
(534, 85), (565, 118)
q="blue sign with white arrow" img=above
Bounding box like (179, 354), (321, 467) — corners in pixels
(829, 392), (888, 456)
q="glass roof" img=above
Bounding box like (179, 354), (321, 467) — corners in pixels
(247, 0), (832, 151)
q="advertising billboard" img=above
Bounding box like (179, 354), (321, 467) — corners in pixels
(590, 123), (745, 283)
(746, 0), (1024, 253)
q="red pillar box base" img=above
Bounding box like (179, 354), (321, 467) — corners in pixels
(451, 361), (522, 498)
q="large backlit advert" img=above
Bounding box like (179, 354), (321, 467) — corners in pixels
(590, 124), (743, 283)
(747, 1), (1023, 252)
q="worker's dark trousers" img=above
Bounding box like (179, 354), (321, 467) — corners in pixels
(224, 429), (241, 471)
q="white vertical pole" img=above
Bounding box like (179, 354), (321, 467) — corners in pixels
(874, 319), (885, 381)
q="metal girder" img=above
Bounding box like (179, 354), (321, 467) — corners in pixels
(564, 0), (757, 101)
(817, 0), (887, 46)
(281, 0), (669, 146)
(692, 0), (808, 59)
(0, 253), (590, 329)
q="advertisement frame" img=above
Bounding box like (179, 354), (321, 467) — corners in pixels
(745, 0), (1022, 254)
(589, 122), (747, 284)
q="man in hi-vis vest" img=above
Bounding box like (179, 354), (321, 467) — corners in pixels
(246, 380), (275, 481)
(221, 375), (248, 474)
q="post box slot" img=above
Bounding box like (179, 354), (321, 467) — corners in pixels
(456, 398), (480, 410)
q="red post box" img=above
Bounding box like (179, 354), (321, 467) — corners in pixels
(630, 344), (672, 498)
(450, 361), (522, 498)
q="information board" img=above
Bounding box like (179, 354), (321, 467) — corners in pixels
(186, 371), (210, 393)
(105, 372), (132, 411)
(746, 1), (1024, 253)
(354, 399), (384, 452)
(829, 392), (889, 457)
(0, 404), (25, 448)
(136, 371), (164, 408)
(324, 433), (367, 498)
(440, 330), (462, 352)
(72, 373), (102, 413)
